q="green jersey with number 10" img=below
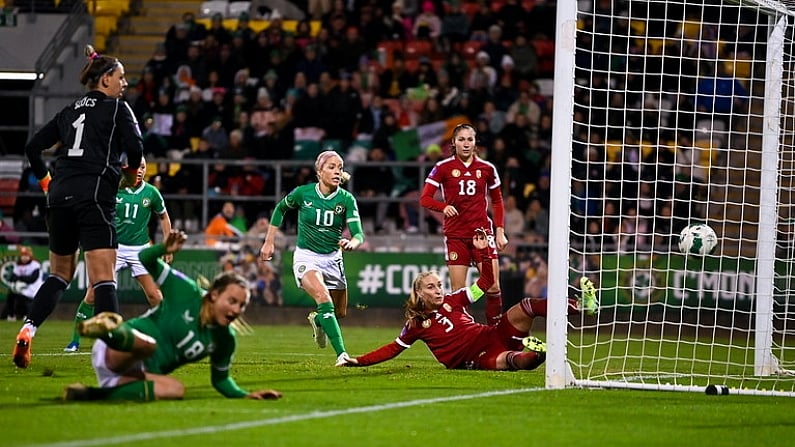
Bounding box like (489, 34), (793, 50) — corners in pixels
(274, 183), (362, 254)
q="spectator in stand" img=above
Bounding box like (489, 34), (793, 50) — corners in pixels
(353, 147), (396, 234)
(292, 82), (326, 130)
(150, 88), (175, 140)
(207, 12), (232, 46)
(140, 113), (170, 159)
(205, 201), (245, 248)
(137, 67), (159, 112)
(503, 195), (525, 239)
(338, 26), (368, 74)
(413, 1), (442, 50)
(379, 53), (418, 99)
(415, 57), (438, 89)
(420, 123), (507, 326)
(440, 0), (470, 53)
(510, 34), (539, 80)
(524, 197), (549, 242)
(418, 96), (445, 125)
(467, 51), (498, 92)
(383, 0), (413, 41)
(0, 246), (44, 322)
(294, 19), (314, 49)
(321, 71), (362, 149)
(261, 70), (286, 110)
(442, 50), (469, 90)
(296, 44), (329, 85)
(202, 116), (230, 153)
(481, 25), (508, 70)
(495, 0), (529, 41)
(222, 128), (251, 160)
(179, 42), (207, 88)
(479, 100), (507, 135)
(164, 23), (191, 70)
(399, 143), (445, 233)
(142, 43), (172, 87)
(168, 104), (192, 156)
(498, 112), (533, 159)
(250, 87), (279, 138)
(371, 111), (400, 157)
(209, 44), (244, 89)
(469, 1), (497, 42)
(357, 94), (388, 140)
(13, 165), (48, 244)
(506, 89), (542, 130)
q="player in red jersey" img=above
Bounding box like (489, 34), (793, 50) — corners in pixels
(420, 123), (507, 326)
(339, 229), (599, 370)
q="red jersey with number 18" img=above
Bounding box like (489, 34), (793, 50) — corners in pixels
(424, 156), (501, 239)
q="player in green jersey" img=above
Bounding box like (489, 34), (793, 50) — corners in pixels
(259, 150), (365, 366)
(62, 229), (283, 402)
(64, 156), (172, 352)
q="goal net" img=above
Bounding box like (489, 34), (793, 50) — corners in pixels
(546, 0), (795, 396)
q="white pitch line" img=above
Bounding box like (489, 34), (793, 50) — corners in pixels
(24, 387), (546, 447)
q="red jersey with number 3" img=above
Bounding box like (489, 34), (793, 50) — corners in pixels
(425, 156), (501, 239)
(397, 288), (492, 368)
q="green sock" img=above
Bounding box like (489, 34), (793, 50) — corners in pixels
(316, 301), (346, 356)
(104, 380), (156, 401)
(70, 301), (95, 345)
(102, 325), (136, 352)
(83, 380), (155, 401)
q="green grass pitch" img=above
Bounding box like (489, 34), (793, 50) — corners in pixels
(0, 320), (792, 447)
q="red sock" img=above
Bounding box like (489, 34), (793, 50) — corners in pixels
(485, 291), (502, 326)
(519, 297), (581, 317)
(506, 351), (546, 371)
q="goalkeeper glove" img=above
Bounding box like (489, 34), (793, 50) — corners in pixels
(38, 172), (51, 195)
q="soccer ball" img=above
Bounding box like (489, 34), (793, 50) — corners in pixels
(678, 223), (718, 256)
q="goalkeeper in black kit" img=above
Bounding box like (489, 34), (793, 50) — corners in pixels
(12, 44), (143, 369)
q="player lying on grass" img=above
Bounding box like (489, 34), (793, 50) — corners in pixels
(339, 229), (599, 370)
(64, 155), (172, 353)
(62, 230), (282, 402)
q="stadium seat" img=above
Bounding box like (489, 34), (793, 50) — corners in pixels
(404, 40), (432, 60)
(293, 140), (322, 160)
(0, 177), (17, 216)
(604, 140), (623, 163)
(531, 38), (555, 76)
(88, 0), (129, 16)
(94, 15), (118, 36)
(377, 40), (404, 68)
(227, 1), (251, 19)
(461, 40), (483, 60)
(200, 0), (229, 18)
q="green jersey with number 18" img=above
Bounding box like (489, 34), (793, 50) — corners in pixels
(125, 251), (236, 375)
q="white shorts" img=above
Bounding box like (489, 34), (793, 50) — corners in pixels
(116, 243), (151, 278)
(292, 247), (347, 290)
(91, 339), (145, 387)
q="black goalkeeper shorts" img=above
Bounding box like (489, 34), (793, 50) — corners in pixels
(47, 199), (118, 255)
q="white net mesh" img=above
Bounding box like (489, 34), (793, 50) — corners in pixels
(553, 0), (795, 395)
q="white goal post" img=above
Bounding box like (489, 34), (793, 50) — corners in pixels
(546, 0), (795, 396)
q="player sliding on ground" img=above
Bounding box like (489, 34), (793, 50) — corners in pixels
(339, 229), (599, 370)
(62, 230), (282, 402)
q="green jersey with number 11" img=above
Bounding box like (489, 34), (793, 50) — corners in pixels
(116, 181), (166, 245)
